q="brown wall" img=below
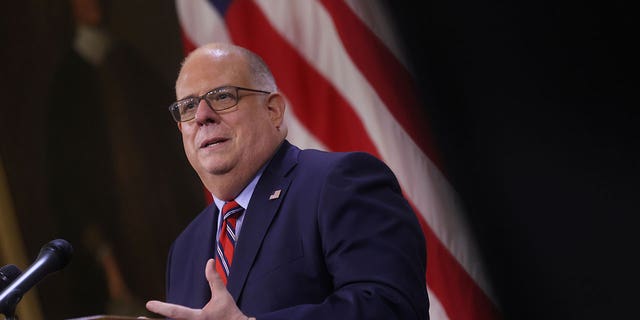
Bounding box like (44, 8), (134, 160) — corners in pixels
(1, 1), (205, 318)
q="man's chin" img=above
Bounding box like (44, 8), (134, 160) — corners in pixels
(195, 154), (232, 174)
(200, 162), (233, 176)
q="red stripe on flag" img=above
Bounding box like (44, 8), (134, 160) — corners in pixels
(411, 200), (501, 320)
(319, 0), (442, 168)
(180, 28), (198, 57)
(225, 0), (380, 156)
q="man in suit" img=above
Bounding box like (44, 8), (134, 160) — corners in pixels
(146, 42), (429, 320)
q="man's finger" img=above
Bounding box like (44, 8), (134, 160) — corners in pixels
(205, 258), (225, 293)
(146, 300), (199, 319)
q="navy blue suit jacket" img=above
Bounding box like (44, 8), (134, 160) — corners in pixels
(166, 141), (429, 319)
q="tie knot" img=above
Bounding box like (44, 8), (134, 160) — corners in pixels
(222, 200), (243, 220)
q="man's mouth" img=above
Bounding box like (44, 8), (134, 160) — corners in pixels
(200, 137), (229, 148)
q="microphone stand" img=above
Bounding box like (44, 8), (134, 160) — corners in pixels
(1, 303), (18, 320)
(0, 288), (19, 320)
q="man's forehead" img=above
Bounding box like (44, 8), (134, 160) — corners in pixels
(175, 56), (248, 98)
(183, 47), (244, 70)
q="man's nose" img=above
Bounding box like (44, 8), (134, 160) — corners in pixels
(194, 99), (219, 124)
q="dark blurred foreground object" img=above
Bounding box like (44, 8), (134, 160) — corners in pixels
(0, 265), (22, 292)
(66, 315), (162, 320)
(0, 239), (73, 318)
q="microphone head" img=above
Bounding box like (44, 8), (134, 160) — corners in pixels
(37, 239), (74, 271)
(0, 265), (22, 288)
(0, 240), (73, 314)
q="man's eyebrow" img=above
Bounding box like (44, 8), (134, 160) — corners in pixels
(176, 95), (195, 101)
(177, 89), (211, 101)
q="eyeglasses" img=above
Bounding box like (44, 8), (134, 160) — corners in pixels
(169, 86), (271, 122)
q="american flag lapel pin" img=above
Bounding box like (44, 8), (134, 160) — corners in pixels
(269, 189), (281, 200)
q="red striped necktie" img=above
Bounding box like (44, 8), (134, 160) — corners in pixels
(215, 200), (244, 285)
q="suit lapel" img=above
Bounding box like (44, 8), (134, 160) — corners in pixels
(226, 141), (299, 301)
(198, 205), (219, 304)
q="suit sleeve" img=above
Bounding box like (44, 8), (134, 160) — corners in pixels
(256, 152), (430, 320)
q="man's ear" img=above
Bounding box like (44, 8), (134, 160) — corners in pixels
(266, 92), (286, 128)
(177, 122), (183, 132)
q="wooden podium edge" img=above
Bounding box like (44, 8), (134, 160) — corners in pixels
(65, 315), (163, 320)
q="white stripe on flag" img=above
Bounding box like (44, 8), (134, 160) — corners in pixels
(254, 0), (493, 300)
(176, 0), (230, 45)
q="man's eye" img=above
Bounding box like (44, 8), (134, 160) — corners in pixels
(214, 92), (234, 101)
(182, 100), (197, 111)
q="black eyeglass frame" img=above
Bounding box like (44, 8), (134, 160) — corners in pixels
(168, 85), (271, 122)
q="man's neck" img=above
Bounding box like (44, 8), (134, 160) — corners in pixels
(204, 141), (283, 200)
(204, 169), (257, 201)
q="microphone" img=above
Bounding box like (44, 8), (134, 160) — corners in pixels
(0, 265), (21, 292)
(0, 239), (73, 315)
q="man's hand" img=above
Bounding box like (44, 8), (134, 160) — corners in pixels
(146, 259), (254, 320)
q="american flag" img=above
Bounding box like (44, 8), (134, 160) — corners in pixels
(175, 1), (500, 319)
